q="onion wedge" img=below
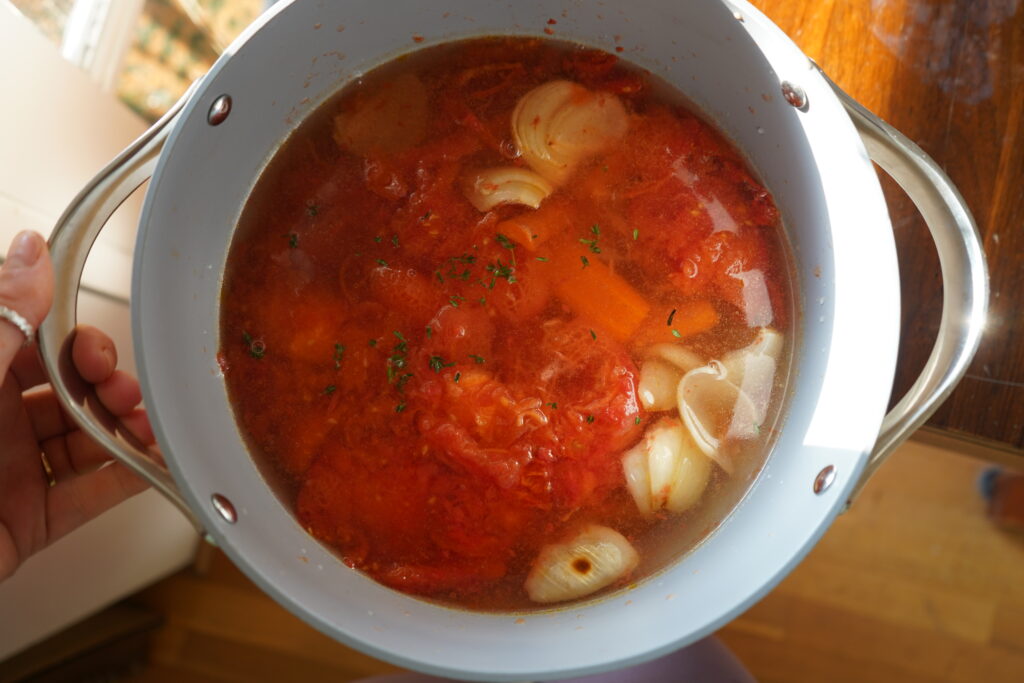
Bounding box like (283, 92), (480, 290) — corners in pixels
(463, 166), (554, 212)
(512, 80), (628, 185)
(525, 525), (639, 604)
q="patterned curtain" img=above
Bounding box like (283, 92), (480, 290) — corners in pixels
(120, 0), (267, 121)
(10, 0), (267, 122)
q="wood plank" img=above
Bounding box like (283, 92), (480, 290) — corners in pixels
(749, 0), (1024, 452)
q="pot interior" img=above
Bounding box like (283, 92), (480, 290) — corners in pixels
(133, 1), (899, 680)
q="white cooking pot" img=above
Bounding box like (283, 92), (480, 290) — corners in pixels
(39, 1), (987, 680)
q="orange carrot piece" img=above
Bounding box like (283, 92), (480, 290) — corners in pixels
(543, 246), (650, 343)
(632, 300), (720, 347)
(495, 198), (573, 252)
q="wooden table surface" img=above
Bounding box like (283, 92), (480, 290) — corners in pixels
(748, 0), (1024, 458)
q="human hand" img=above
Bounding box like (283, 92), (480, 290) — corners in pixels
(0, 231), (152, 581)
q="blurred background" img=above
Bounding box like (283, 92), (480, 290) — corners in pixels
(0, 1), (1022, 682)
(10, 0), (268, 121)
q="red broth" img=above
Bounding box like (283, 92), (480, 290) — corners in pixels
(220, 37), (794, 611)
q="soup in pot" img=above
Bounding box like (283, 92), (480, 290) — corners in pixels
(219, 37), (795, 611)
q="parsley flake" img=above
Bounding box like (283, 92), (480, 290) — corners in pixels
(324, 384), (336, 395)
(547, 402), (558, 409)
(635, 416), (642, 425)
(468, 354), (485, 364)
(590, 329), (597, 341)
(454, 372), (461, 383)
(395, 402), (407, 413)
(632, 228), (639, 241)
(449, 294), (464, 308)
(306, 202), (319, 217)
(376, 258), (388, 267)
(535, 256), (548, 262)
(428, 355), (455, 373)
(288, 233), (298, 248)
(581, 255), (590, 269)
(671, 329), (682, 338)
(242, 331), (265, 359)
(586, 415), (595, 423)
(368, 339), (378, 348)
(333, 343), (345, 369)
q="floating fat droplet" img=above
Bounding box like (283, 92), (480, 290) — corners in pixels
(525, 525), (639, 604)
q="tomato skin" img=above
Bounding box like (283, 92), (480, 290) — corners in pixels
(369, 265), (440, 320)
(425, 304), (496, 362)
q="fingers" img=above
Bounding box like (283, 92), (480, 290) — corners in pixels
(8, 324), (119, 392)
(71, 325), (117, 385)
(44, 462), (149, 544)
(0, 232), (53, 377)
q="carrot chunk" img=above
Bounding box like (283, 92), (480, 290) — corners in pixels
(542, 245), (650, 342)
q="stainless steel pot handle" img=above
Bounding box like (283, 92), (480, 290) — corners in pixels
(36, 83), (208, 535)
(819, 72), (990, 500)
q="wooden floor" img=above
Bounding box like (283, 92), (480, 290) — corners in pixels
(126, 441), (1024, 682)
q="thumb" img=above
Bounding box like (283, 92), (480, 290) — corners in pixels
(0, 231), (54, 374)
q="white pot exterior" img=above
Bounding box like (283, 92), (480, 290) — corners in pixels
(132, 1), (900, 680)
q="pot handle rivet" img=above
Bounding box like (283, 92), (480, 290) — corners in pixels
(211, 493), (238, 523)
(208, 94), (232, 126)
(813, 465), (835, 495)
(781, 81), (808, 110)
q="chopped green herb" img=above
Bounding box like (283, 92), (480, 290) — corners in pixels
(324, 384), (336, 395)
(333, 343), (345, 369)
(449, 294), (464, 307)
(391, 233), (400, 248)
(590, 329), (597, 341)
(479, 296), (487, 305)
(428, 355), (455, 373)
(393, 330), (407, 343)
(374, 236), (383, 243)
(635, 416), (642, 425)
(395, 402), (407, 413)
(306, 202), (319, 217)
(425, 326), (433, 338)
(485, 259), (516, 288)
(671, 329), (682, 338)
(535, 256), (548, 262)
(242, 331), (265, 359)
(581, 255), (590, 269)
(419, 210), (432, 222)
(632, 228), (639, 241)
(376, 258), (388, 266)
(435, 270), (444, 284)
(586, 415), (595, 423)
(395, 373), (414, 391)
(495, 233), (515, 250)
(288, 233), (298, 248)
(667, 308), (677, 326)
(454, 372), (461, 383)
(579, 224), (602, 253)
(547, 402), (558, 409)
(368, 339), (378, 347)
(754, 423), (762, 434)
(495, 233), (517, 265)
(469, 354), (485, 364)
